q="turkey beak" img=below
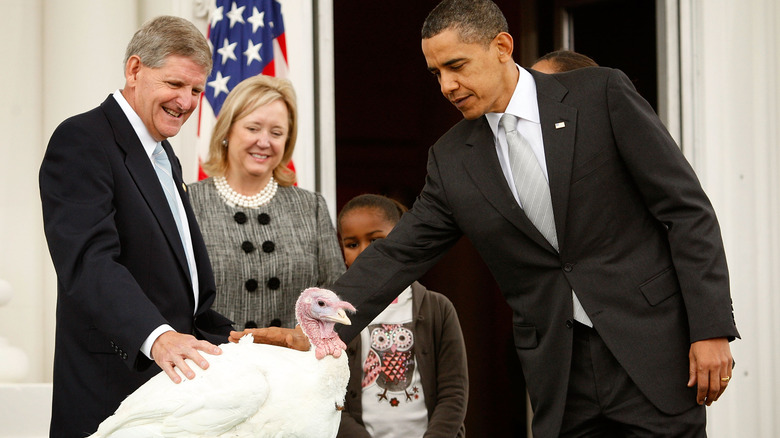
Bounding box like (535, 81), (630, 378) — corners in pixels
(323, 308), (352, 326)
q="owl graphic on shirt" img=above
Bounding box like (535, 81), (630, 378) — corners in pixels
(362, 322), (419, 405)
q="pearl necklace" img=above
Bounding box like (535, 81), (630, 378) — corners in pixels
(214, 176), (278, 208)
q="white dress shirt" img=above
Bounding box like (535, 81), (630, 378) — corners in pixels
(484, 68), (593, 327)
(113, 89), (200, 358)
(485, 65), (547, 208)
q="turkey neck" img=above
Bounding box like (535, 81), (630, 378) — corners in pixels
(300, 318), (338, 351)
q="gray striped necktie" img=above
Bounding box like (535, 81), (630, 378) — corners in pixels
(501, 113), (558, 249)
(501, 114), (592, 326)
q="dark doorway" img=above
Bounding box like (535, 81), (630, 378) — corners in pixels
(333, 1), (658, 436)
(333, 1), (527, 435)
(535, 0), (658, 109)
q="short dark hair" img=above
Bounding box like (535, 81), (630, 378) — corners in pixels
(337, 194), (408, 234)
(421, 0), (508, 47)
(533, 50), (598, 73)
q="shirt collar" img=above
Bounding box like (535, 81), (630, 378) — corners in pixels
(389, 285), (413, 306)
(112, 89), (160, 158)
(485, 65), (541, 137)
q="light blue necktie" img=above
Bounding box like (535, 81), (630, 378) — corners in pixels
(501, 114), (592, 326)
(152, 143), (189, 255)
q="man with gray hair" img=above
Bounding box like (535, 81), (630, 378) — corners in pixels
(40, 15), (233, 436)
(331, 0), (738, 436)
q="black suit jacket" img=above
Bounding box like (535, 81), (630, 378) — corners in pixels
(333, 67), (739, 437)
(40, 95), (233, 437)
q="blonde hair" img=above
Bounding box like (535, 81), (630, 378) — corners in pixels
(201, 75), (298, 186)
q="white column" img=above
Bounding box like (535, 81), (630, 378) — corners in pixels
(277, 0), (318, 194)
(656, 0), (682, 145)
(42, 1), (139, 139)
(680, 0), (780, 436)
(314, 0), (338, 223)
(0, 280), (30, 381)
(0, 0), (45, 383)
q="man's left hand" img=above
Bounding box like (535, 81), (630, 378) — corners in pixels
(687, 337), (733, 405)
(229, 325), (311, 352)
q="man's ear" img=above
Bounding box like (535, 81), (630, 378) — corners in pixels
(124, 55), (142, 85)
(494, 32), (514, 62)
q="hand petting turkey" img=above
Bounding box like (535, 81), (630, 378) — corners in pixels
(89, 288), (356, 438)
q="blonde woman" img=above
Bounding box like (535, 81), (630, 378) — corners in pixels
(190, 75), (344, 330)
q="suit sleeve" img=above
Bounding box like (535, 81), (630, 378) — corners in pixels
(605, 68), (738, 342)
(40, 118), (170, 369)
(333, 146), (463, 344)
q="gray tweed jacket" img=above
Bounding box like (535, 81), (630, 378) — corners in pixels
(189, 178), (345, 329)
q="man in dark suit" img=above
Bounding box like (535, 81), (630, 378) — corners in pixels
(332, 0), (739, 436)
(39, 16), (233, 437)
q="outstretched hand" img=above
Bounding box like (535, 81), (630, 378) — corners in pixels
(230, 325), (311, 352)
(151, 331), (222, 384)
(687, 337), (733, 405)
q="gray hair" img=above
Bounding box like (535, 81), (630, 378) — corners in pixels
(124, 15), (212, 75)
(421, 0), (508, 47)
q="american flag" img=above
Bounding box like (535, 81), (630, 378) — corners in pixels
(197, 0), (289, 180)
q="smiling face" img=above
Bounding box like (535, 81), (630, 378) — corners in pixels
(339, 206), (396, 268)
(225, 99), (288, 188)
(422, 28), (517, 120)
(122, 54), (207, 141)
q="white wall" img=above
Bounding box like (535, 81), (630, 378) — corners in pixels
(677, 1), (780, 436)
(0, 0), (42, 382)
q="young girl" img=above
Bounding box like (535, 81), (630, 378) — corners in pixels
(336, 194), (468, 438)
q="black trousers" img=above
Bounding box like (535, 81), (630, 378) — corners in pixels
(559, 322), (706, 437)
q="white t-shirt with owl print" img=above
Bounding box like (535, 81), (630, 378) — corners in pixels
(359, 286), (427, 437)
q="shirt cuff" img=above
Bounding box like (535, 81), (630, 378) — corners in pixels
(141, 325), (175, 360)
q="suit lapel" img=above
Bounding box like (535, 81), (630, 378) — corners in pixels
(531, 70), (577, 249)
(101, 97), (191, 281)
(462, 118), (556, 251)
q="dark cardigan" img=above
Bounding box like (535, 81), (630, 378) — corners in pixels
(337, 282), (468, 437)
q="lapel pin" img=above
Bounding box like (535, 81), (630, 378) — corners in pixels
(555, 121), (566, 129)
(182, 182), (187, 192)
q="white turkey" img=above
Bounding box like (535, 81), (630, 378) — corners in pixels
(89, 287), (356, 438)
